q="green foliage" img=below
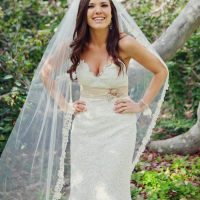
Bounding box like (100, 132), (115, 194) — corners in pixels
(1, 0), (200, 199)
(166, 31), (200, 119)
(0, 0), (68, 153)
(128, 0), (189, 42)
(128, 0), (200, 133)
(152, 117), (196, 140)
(131, 155), (200, 199)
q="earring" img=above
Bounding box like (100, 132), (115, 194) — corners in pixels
(109, 20), (112, 30)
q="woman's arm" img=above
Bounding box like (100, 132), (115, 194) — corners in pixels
(114, 35), (168, 114)
(120, 35), (168, 105)
(39, 37), (72, 113)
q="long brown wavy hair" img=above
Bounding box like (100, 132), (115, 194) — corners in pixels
(67, 0), (127, 81)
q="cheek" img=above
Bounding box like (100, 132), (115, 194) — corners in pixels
(87, 12), (92, 23)
(106, 15), (112, 24)
(106, 10), (112, 20)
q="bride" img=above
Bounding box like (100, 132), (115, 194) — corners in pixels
(0, 0), (169, 199)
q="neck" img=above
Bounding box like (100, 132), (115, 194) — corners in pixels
(89, 27), (109, 47)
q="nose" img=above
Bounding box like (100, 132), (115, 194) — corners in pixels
(95, 5), (102, 14)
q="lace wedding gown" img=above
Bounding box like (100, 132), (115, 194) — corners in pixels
(68, 59), (137, 200)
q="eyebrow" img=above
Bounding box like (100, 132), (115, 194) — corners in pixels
(89, 2), (108, 4)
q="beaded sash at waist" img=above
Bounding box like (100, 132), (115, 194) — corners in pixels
(80, 85), (128, 101)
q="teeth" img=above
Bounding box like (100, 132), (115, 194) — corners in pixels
(94, 18), (104, 21)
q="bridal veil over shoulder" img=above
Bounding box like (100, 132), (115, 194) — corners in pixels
(0, 0), (169, 199)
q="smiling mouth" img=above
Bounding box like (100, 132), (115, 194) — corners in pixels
(93, 18), (105, 22)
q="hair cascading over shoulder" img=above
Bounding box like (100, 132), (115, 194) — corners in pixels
(67, 0), (127, 81)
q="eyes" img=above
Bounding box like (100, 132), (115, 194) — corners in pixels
(88, 5), (108, 8)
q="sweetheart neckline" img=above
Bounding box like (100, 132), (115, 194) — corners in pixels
(80, 59), (113, 77)
(80, 59), (127, 78)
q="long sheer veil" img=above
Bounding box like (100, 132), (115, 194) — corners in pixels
(0, 0), (169, 199)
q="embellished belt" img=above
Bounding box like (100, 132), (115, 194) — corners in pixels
(80, 85), (128, 101)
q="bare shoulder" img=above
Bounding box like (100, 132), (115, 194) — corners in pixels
(118, 33), (138, 57)
(118, 32), (168, 75)
(118, 32), (138, 67)
(118, 32), (150, 62)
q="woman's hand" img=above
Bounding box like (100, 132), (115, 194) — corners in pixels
(72, 100), (87, 114)
(114, 98), (143, 114)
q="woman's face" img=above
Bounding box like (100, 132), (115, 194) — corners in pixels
(87, 0), (112, 30)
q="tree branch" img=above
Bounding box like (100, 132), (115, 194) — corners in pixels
(152, 0), (200, 62)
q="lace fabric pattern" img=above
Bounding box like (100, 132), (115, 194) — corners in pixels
(68, 61), (137, 199)
(77, 59), (128, 88)
(69, 95), (137, 200)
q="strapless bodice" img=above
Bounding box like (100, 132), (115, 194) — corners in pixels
(76, 59), (128, 88)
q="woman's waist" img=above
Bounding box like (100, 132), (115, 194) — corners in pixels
(80, 84), (128, 101)
(75, 95), (136, 121)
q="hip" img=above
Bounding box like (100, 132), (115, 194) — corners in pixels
(74, 95), (137, 122)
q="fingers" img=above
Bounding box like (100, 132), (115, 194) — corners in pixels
(119, 109), (129, 114)
(118, 110), (128, 114)
(114, 102), (127, 109)
(78, 104), (87, 111)
(113, 101), (127, 112)
(75, 107), (85, 113)
(115, 107), (128, 113)
(76, 101), (86, 105)
(74, 101), (87, 113)
(114, 99), (132, 114)
(114, 99), (128, 105)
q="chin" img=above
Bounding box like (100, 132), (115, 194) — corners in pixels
(89, 25), (109, 30)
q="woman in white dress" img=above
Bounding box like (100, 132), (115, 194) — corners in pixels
(0, 0), (169, 199)
(66, 0), (168, 199)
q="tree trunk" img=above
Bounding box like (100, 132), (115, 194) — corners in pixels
(146, 0), (200, 155)
(147, 102), (200, 155)
(152, 0), (200, 62)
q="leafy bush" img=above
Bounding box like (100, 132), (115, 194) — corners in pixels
(131, 155), (200, 199)
(0, 0), (69, 153)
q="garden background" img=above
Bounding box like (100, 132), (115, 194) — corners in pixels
(0, 0), (200, 199)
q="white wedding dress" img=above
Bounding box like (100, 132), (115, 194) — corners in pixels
(68, 59), (137, 200)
